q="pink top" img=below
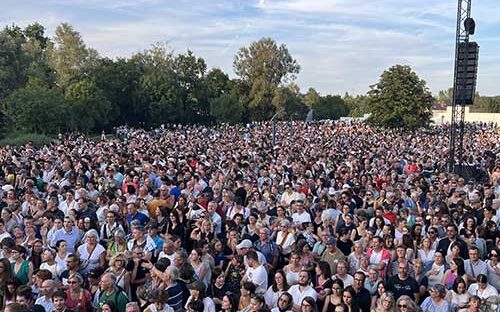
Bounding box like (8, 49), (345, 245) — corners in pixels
(65, 289), (92, 312)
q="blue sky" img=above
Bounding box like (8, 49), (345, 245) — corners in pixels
(2, 0), (499, 95)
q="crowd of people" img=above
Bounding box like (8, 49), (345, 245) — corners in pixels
(0, 120), (498, 312)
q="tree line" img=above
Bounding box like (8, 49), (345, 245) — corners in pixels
(0, 23), (352, 135)
(0, 22), (496, 135)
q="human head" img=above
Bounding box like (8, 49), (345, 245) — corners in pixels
(300, 296), (317, 312)
(4, 303), (26, 312)
(187, 281), (206, 299)
(99, 273), (117, 292)
(66, 254), (80, 270)
(63, 216), (74, 231)
(40, 279), (55, 298)
(246, 250), (259, 267)
(396, 295), (418, 312)
(446, 224), (458, 239)
(125, 302), (140, 312)
(477, 274), (488, 289)
(15, 285), (33, 307)
(222, 292), (238, 312)
(468, 245), (480, 262)
(277, 292), (293, 311)
(52, 290), (67, 312)
(297, 270), (311, 287)
(249, 294), (265, 312)
(352, 272), (365, 291)
(452, 277), (467, 294)
(315, 261), (332, 278)
(429, 284), (446, 299)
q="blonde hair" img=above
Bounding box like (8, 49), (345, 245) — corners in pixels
(68, 272), (84, 285)
(380, 292), (395, 307)
(109, 252), (126, 267)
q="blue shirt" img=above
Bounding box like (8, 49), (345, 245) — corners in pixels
(50, 228), (81, 253)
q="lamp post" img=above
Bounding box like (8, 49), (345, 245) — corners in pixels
(271, 108), (285, 146)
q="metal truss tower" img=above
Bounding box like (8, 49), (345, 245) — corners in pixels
(448, 0), (478, 173)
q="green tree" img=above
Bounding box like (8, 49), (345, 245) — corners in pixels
(205, 68), (230, 100)
(65, 78), (111, 132)
(174, 50), (208, 122)
(135, 43), (184, 126)
(272, 86), (308, 120)
(1, 83), (67, 133)
(473, 94), (500, 113)
(343, 93), (369, 117)
(437, 87), (453, 106)
(312, 95), (349, 120)
(90, 57), (147, 126)
(367, 65), (433, 130)
(48, 23), (99, 89)
(303, 87), (320, 108)
(234, 37), (300, 120)
(0, 25), (30, 100)
(210, 88), (244, 124)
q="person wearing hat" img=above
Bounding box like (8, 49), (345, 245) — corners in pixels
(320, 236), (346, 275)
(420, 284), (450, 312)
(185, 280), (216, 312)
(76, 229), (106, 275)
(107, 229), (128, 260)
(236, 239), (267, 267)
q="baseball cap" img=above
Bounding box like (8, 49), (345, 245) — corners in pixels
(236, 239), (253, 249)
(326, 237), (337, 245)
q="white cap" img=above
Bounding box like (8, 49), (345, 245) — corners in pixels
(236, 239), (253, 249)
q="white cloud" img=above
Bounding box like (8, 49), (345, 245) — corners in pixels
(0, 0), (498, 95)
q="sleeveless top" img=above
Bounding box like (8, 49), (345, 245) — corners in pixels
(11, 260), (29, 285)
(445, 272), (457, 289)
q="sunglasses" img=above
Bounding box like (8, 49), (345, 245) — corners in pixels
(398, 304), (408, 308)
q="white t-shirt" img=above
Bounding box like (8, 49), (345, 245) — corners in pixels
(428, 263), (445, 287)
(288, 285), (317, 306)
(244, 251), (268, 267)
(333, 274), (354, 288)
(468, 283), (499, 299)
(245, 265), (268, 294)
(40, 262), (63, 278)
(292, 211), (311, 224)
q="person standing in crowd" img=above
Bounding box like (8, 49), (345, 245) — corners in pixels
(0, 121), (497, 312)
(288, 271), (317, 312)
(97, 273), (128, 312)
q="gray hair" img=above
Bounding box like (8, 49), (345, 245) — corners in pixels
(396, 295), (418, 312)
(68, 273), (84, 285)
(103, 272), (117, 284)
(165, 266), (179, 281)
(84, 229), (100, 242)
(125, 302), (140, 311)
